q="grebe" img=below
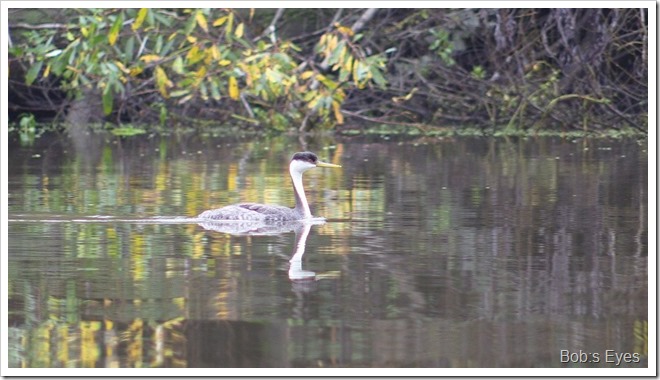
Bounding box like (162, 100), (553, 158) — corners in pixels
(198, 152), (341, 221)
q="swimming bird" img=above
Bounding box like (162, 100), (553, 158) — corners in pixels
(198, 152), (341, 221)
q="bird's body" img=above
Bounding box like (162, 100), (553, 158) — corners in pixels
(198, 202), (304, 221)
(198, 152), (341, 222)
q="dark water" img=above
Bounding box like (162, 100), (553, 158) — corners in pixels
(7, 132), (648, 369)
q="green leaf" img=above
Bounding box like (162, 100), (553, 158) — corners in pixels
(108, 12), (124, 46)
(102, 83), (114, 115)
(169, 89), (190, 98)
(51, 57), (65, 76)
(184, 14), (196, 35)
(91, 34), (106, 46)
(172, 56), (184, 74)
(146, 7), (155, 26)
(79, 74), (91, 86)
(124, 36), (135, 61)
(25, 61), (43, 85)
(210, 78), (221, 100)
(153, 11), (172, 27)
(370, 67), (388, 89)
(200, 82), (208, 100)
(160, 38), (175, 57)
(111, 127), (146, 136)
(327, 41), (346, 66)
(159, 105), (167, 126)
(19, 113), (35, 130)
(8, 46), (24, 57)
(155, 35), (163, 54)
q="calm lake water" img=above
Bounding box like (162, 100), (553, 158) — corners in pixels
(7, 131), (648, 369)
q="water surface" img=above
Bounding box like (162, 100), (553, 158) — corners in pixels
(7, 132), (648, 368)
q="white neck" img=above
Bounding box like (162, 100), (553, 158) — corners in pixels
(290, 162), (312, 218)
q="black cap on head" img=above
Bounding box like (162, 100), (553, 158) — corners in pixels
(291, 152), (318, 164)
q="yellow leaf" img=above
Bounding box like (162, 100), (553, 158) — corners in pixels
(129, 67), (143, 77)
(265, 68), (276, 83)
(226, 12), (234, 39)
(154, 66), (172, 98)
(336, 24), (354, 37)
(43, 64), (50, 78)
(328, 35), (338, 54)
(193, 66), (207, 87)
(210, 45), (220, 60)
(114, 61), (129, 74)
(238, 62), (253, 86)
(307, 94), (322, 109)
(187, 35), (197, 44)
(392, 88), (418, 103)
(344, 56), (354, 73)
(132, 8), (148, 31)
(186, 45), (199, 61)
(213, 16), (228, 27)
(235, 23), (244, 38)
(219, 59), (231, 66)
(228, 76), (239, 100)
(301, 71), (315, 80)
(195, 11), (208, 33)
(332, 101), (344, 124)
(139, 54), (161, 63)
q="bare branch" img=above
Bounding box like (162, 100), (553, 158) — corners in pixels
(350, 8), (377, 34)
(255, 8), (285, 42)
(9, 22), (74, 29)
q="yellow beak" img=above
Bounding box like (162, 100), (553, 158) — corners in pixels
(316, 160), (342, 168)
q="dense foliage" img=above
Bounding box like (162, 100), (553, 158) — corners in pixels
(8, 8), (648, 134)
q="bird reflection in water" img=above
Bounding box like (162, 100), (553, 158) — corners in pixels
(197, 219), (324, 283)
